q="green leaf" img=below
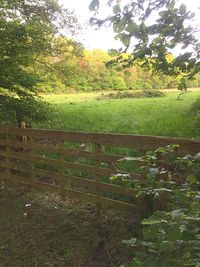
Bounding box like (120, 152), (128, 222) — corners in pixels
(113, 4), (121, 14)
(167, 224), (182, 241)
(89, 0), (99, 11)
(143, 225), (159, 240)
(126, 22), (138, 33)
(121, 34), (130, 46)
(122, 238), (137, 247)
(158, 241), (172, 252)
(142, 219), (167, 225)
(161, 259), (172, 267)
(179, 4), (186, 14)
(182, 230), (194, 241)
(113, 20), (126, 33)
(142, 257), (156, 267)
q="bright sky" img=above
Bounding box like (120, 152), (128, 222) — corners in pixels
(59, 0), (200, 51)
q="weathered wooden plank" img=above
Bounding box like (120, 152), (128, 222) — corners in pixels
(0, 172), (138, 211)
(1, 127), (200, 153)
(0, 128), (9, 134)
(0, 150), (142, 180)
(0, 161), (137, 197)
(0, 139), (125, 163)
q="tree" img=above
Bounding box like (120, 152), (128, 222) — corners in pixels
(89, 0), (200, 91)
(0, 0), (79, 126)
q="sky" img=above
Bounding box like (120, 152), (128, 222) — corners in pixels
(59, 0), (200, 52)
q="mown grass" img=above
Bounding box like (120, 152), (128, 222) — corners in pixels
(41, 90), (200, 138)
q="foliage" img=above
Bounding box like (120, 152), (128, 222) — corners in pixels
(36, 48), (190, 93)
(190, 96), (200, 131)
(0, 88), (52, 126)
(0, 0), (78, 125)
(89, 0), (200, 91)
(115, 145), (200, 267)
(190, 97), (200, 115)
(97, 90), (165, 100)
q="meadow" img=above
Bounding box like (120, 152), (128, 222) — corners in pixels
(41, 89), (200, 139)
(1, 90), (200, 267)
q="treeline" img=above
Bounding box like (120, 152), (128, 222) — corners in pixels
(34, 38), (200, 93)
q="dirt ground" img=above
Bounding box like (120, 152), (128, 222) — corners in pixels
(0, 183), (140, 267)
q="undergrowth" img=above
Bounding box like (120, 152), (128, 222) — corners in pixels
(97, 90), (165, 100)
(0, 184), (140, 267)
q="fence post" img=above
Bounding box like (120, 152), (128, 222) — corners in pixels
(59, 139), (66, 200)
(28, 136), (35, 185)
(5, 131), (11, 184)
(94, 142), (102, 213)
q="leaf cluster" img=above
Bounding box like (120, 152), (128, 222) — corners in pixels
(0, 0), (79, 125)
(116, 145), (200, 267)
(90, 0), (200, 90)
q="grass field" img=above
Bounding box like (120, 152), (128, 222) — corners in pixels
(1, 89), (200, 267)
(41, 90), (200, 139)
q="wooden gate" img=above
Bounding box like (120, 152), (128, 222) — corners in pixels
(0, 128), (199, 211)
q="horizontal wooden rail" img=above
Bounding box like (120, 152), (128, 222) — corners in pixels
(0, 150), (141, 180)
(0, 173), (138, 211)
(0, 139), (126, 163)
(0, 161), (137, 197)
(0, 127), (199, 211)
(1, 127), (200, 153)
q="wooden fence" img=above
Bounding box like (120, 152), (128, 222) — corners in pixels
(0, 127), (199, 211)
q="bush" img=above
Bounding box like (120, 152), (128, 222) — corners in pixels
(117, 145), (200, 267)
(97, 90), (165, 100)
(111, 76), (127, 91)
(190, 97), (200, 133)
(190, 97), (200, 115)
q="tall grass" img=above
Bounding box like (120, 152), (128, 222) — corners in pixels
(40, 91), (200, 138)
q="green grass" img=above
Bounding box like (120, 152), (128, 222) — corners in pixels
(1, 90), (200, 266)
(41, 91), (200, 138)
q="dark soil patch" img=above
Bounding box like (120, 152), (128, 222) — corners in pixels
(0, 183), (140, 267)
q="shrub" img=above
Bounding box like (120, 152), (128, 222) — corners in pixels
(97, 90), (165, 100)
(117, 145), (200, 267)
(111, 76), (127, 91)
(190, 97), (200, 115)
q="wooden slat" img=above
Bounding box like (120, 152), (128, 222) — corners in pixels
(0, 128), (9, 134)
(1, 127), (200, 153)
(0, 150), (142, 180)
(0, 127), (199, 212)
(0, 161), (137, 197)
(0, 172), (138, 211)
(0, 140), (125, 163)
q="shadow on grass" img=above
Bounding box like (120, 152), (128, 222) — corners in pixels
(0, 184), (141, 267)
